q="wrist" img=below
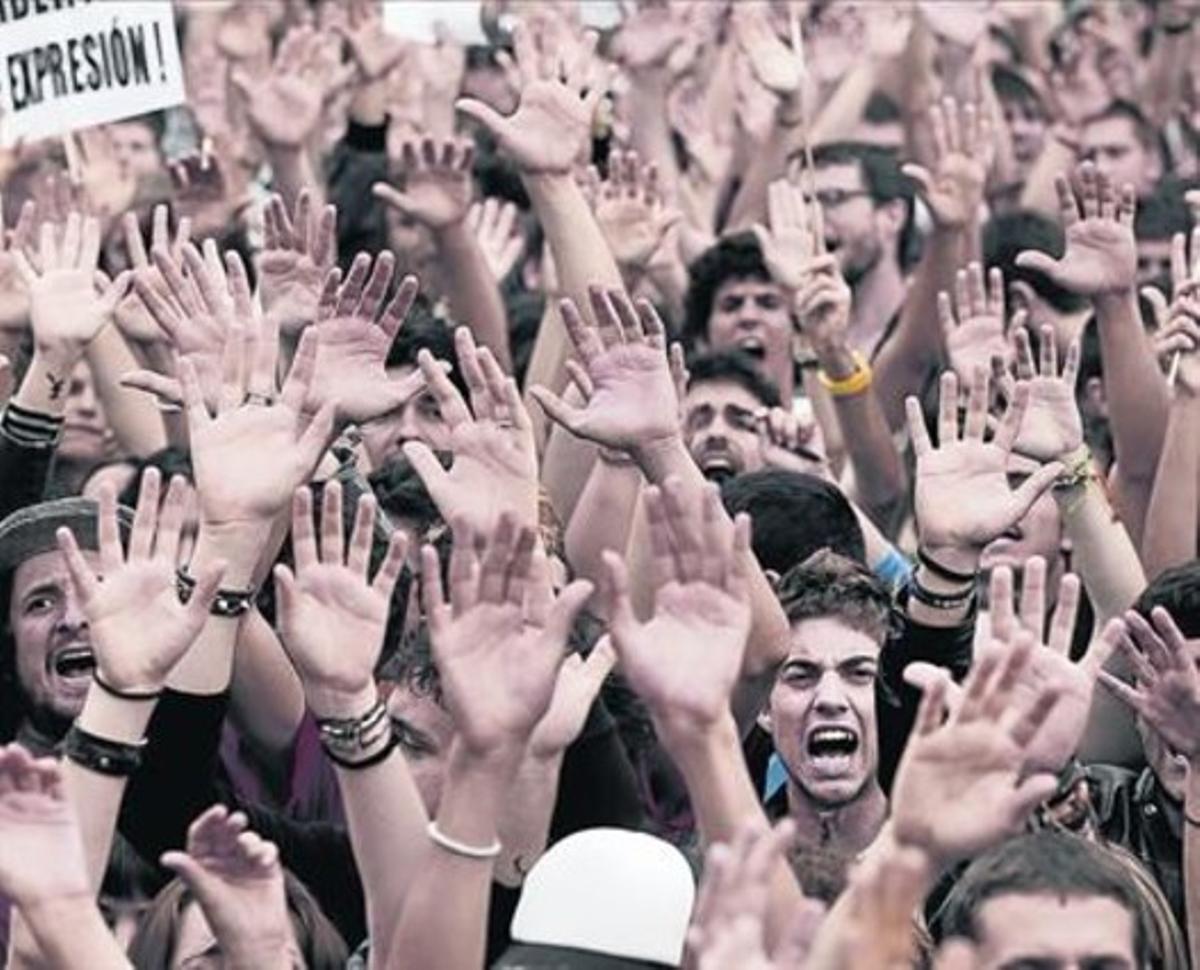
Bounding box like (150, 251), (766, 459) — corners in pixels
(224, 934), (295, 970)
(20, 890), (94, 921)
(1093, 284), (1138, 310)
(191, 523), (272, 588)
(631, 431), (689, 482)
(306, 683), (378, 722)
(811, 342), (859, 381)
(916, 545), (981, 577)
(452, 736), (526, 781)
(655, 708), (740, 765)
(431, 217), (472, 244)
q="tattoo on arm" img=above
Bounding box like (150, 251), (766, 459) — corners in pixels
(46, 372), (65, 401)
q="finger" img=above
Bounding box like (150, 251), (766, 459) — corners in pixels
(938, 370), (960, 445)
(320, 479), (345, 566)
(1047, 573), (1080, 655)
(1018, 556), (1046, 637)
(905, 395), (932, 457)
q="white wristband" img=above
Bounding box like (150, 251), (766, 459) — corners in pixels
(427, 821), (502, 860)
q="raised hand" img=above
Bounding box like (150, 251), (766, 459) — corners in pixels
(182, 296), (334, 530)
(169, 137), (247, 241)
(891, 634), (1062, 867)
(733, 3), (805, 97)
(161, 806), (294, 969)
(420, 515), (594, 760)
(602, 480), (752, 741)
(259, 190), (338, 336)
(0, 196), (35, 331)
(0, 746), (88, 906)
(686, 820), (822, 970)
(908, 369), (1062, 574)
(16, 213), (130, 364)
(793, 256), (852, 356)
(901, 97), (993, 230)
(115, 203), (193, 344)
(57, 468), (224, 693)
(993, 324), (1084, 463)
(1015, 161), (1137, 296)
(528, 287), (680, 452)
(1100, 606), (1200, 761)
(587, 151), (681, 273)
(231, 25), (354, 149)
(307, 252), (425, 425)
(456, 23), (604, 174)
(466, 198), (524, 282)
(527, 638), (616, 761)
(982, 560), (1119, 774)
(752, 178), (825, 292)
(332, 0), (406, 81)
(403, 327), (539, 535)
(373, 136), (476, 230)
(274, 481), (407, 718)
(941, 263), (1009, 384)
(121, 241), (246, 411)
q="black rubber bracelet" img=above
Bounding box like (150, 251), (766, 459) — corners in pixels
(909, 578), (974, 610)
(92, 670), (162, 702)
(1163, 21), (1193, 34)
(1186, 812), (1200, 828)
(322, 733), (399, 771)
(917, 548), (978, 585)
(63, 725), (145, 777)
(177, 567), (256, 617)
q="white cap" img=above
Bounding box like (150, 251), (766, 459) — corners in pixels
(508, 828), (696, 967)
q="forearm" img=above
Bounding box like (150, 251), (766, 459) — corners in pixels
(724, 110), (800, 233)
(1140, 396), (1200, 579)
(433, 221), (513, 373)
(265, 146), (323, 212)
(626, 71), (681, 204)
(666, 715), (804, 948)
(308, 682), (428, 970)
(16, 896), (131, 970)
(1186, 759), (1200, 970)
(83, 326), (167, 458)
(12, 349), (77, 418)
(1095, 289), (1170, 495)
(1143, 29), (1192, 127)
(229, 610), (306, 757)
(383, 744), (516, 970)
(818, 345), (905, 513)
(495, 754), (561, 888)
(563, 454), (642, 606)
(873, 228), (966, 431)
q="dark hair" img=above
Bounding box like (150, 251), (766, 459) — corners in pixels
(1083, 99), (1157, 152)
(682, 232), (773, 347)
(1134, 186), (1191, 241)
(384, 296), (468, 398)
(863, 91), (901, 125)
(935, 832), (1150, 964)
(687, 350), (782, 409)
(113, 111), (167, 146)
(1133, 561), (1200, 632)
(116, 447), (195, 508)
(127, 868), (349, 969)
(983, 210), (1090, 314)
(368, 456), (443, 538)
(774, 549), (891, 642)
(991, 63), (1046, 113)
(720, 471), (865, 573)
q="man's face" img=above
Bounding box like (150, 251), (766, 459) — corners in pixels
(979, 455), (1063, 573)
(705, 278), (793, 391)
(386, 680), (455, 816)
(1135, 238), (1172, 289)
(1138, 634), (1200, 801)
(1001, 95), (1048, 173)
(766, 616), (881, 809)
(1082, 115), (1155, 197)
(105, 121), (163, 180)
(971, 892), (1138, 969)
(683, 379), (765, 482)
(358, 365), (452, 469)
(60, 361), (114, 465)
(10, 548), (99, 726)
(811, 161), (885, 285)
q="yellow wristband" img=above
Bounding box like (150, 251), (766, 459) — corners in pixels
(818, 351), (872, 397)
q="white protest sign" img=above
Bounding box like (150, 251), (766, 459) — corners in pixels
(0, 0), (185, 146)
(383, 1), (487, 46)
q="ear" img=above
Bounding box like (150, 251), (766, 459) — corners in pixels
(874, 198), (907, 242)
(757, 708), (773, 734)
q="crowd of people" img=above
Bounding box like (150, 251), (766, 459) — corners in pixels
(0, 0), (1199, 966)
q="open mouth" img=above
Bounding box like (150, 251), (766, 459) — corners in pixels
(736, 339), (766, 362)
(805, 726), (859, 774)
(698, 451), (740, 483)
(52, 646), (96, 679)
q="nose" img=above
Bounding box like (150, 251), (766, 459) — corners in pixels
(394, 404), (421, 445)
(71, 378), (98, 417)
(812, 670), (850, 716)
(56, 588), (89, 634)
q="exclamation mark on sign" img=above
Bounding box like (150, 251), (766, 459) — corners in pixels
(152, 22), (166, 82)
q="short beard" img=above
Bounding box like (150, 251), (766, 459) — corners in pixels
(792, 770), (873, 811)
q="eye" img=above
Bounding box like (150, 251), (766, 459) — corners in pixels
(844, 666), (877, 686)
(22, 595), (54, 616)
(686, 407), (714, 432)
(416, 395), (443, 420)
(779, 666), (818, 687)
(393, 721), (436, 759)
(727, 408), (758, 432)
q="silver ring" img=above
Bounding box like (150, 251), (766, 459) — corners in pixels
(243, 392), (275, 407)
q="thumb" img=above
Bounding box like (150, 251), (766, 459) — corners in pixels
(119, 370), (184, 409)
(1139, 285), (1169, 331)
(160, 851), (217, 900)
(901, 163), (933, 197)
(229, 68), (253, 101)
(371, 182), (415, 216)
(1014, 250), (1060, 277)
(545, 579), (595, 644)
(750, 222), (773, 257)
(401, 440), (451, 504)
(101, 270), (133, 312)
(1011, 772), (1060, 818)
(527, 384), (583, 435)
(455, 98), (508, 137)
